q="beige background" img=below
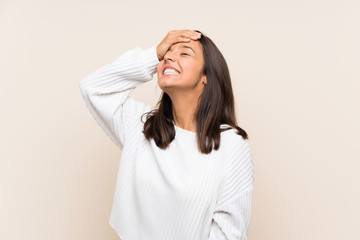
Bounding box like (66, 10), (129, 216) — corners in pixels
(1, 0), (359, 239)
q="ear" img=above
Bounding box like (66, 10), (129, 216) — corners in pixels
(202, 75), (207, 85)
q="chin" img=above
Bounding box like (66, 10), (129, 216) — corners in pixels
(159, 75), (179, 85)
(159, 83), (175, 90)
(158, 81), (179, 92)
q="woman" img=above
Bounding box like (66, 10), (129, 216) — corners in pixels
(79, 29), (255, 240)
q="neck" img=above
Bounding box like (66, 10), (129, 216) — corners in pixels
(170, 91), (200, 132)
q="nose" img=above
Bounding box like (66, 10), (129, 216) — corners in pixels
(164, 51), (175, 62)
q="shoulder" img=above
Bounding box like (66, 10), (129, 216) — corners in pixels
(219, 124), (253, 165)
(220, 124), (248, 146)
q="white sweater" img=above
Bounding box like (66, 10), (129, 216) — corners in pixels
(79, 45), (255, 240)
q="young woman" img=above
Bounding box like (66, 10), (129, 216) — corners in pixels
(79, 29), (255, 240)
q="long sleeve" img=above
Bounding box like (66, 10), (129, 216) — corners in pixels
(208, 138), (255, 240)
(79, 46), (159, 149)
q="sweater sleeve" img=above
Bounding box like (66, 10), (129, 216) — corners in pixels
(79, 46), (159, 150)
(208, 138), (255, 240)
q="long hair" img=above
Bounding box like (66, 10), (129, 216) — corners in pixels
(141, 30), (248, 154)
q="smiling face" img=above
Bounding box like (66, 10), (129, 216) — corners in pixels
(157, 40), (207, 93)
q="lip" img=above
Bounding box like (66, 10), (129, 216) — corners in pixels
(163, 65), (181, 75)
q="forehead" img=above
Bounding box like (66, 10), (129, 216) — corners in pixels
(171, 40), (203, 53)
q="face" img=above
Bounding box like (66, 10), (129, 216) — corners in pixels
(157, 40), (207, 93)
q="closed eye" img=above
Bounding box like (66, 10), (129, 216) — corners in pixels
(181, 53), (189, 56)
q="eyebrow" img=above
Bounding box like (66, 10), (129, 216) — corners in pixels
(168, 45), (195, 53)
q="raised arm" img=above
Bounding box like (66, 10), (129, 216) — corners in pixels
(79, 46), (159, 149)
(208, 138), (255, 240)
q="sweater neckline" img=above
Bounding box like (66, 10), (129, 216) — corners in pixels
(173, 121), (197, 137)
(172, 121), (233, 137)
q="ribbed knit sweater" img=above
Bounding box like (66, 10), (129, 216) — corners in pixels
(79, 45), (255, 240)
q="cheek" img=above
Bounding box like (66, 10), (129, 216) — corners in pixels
(156, 64), (163, 75)
(183, 65), (201, 78)
(181, 69), (201, 85)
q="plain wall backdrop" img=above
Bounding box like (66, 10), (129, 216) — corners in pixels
(1, 0), (359, 239)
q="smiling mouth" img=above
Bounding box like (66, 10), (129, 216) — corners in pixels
(163, 68), (180, 76)
(163, 74), (180, 76)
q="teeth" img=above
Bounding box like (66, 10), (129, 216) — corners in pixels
(164, 68), (180, 75)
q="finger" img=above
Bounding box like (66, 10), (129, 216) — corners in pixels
(185, 32), (201, 40)
(185, 30), (201, 38)
(187, 34), (200, 40)
(176, 33), (191, 42)
(180, 33), (198, 41)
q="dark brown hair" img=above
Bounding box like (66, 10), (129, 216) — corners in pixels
(141, 30), (248, 154)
